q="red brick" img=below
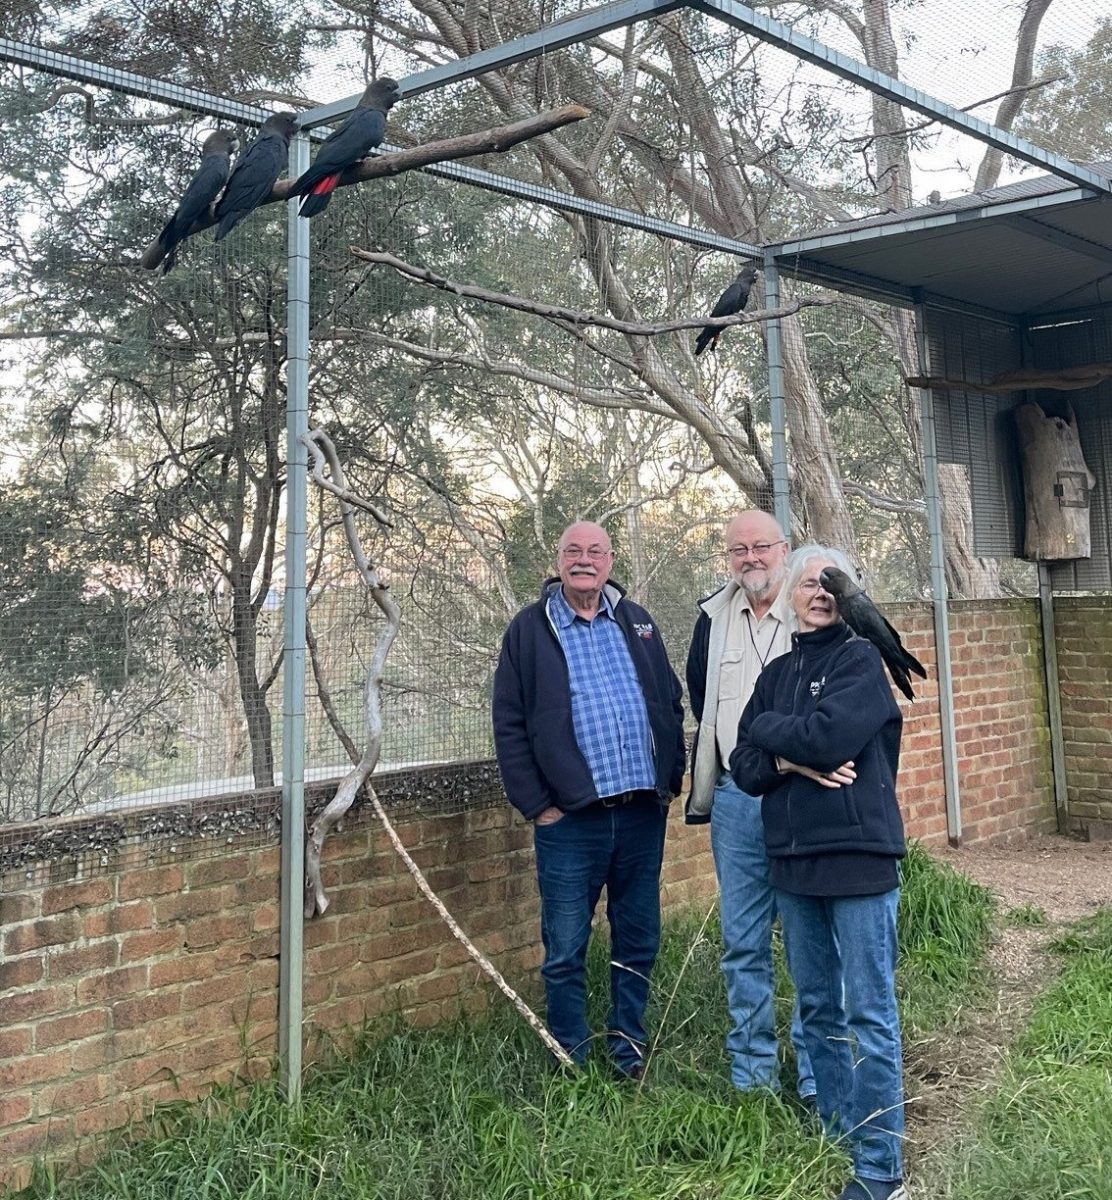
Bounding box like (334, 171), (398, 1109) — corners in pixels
(117, 864), (185, 901)
(0, 1048), (72, 1089)
(253, 903), (280, 932)
(183, 914), (248, 948)
(48, 940), (119, 979)
(71, 1029), (147, 1071)
(35, 1073), (109, 1117)
(152, 889), (221, 922)
(0, 1120), (59, 1160)
(73, 1099), (133, 1139)
(179, 1033), (243, 1074)
(41, 878), (114, 915)
(148, 951), (219, 987)
(1, 983), (75, 1023)
(182, 973), (247, 1011)
(76, 965), (151, 1004)
(83, 900), (154, 938)
(0, 1093), (33, 1125)
(0, 1026), (33, 1060)
(0, 954), (44, 990)
(120, 928), (182, 959)
(37, 1008), (110, 1049)
(3, 912), (82, 955)
(186, 855), (252, 887)
(117, 1054), (181, 1090)
(0, 892), (39, 923)
(307, 942), (360, 974)
(113, 990), (182, 1030)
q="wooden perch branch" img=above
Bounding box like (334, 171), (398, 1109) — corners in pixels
(301, 428), (572, 1066)
(301, 427), (398, 920)
(139, 104), (591, 270)
(907, 363), (1112, 393)
(351, 249), (835, 336)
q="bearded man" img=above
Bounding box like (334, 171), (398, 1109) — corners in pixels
(686, 510), (815, 1102)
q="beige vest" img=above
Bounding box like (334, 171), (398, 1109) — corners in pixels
(687, 581), (796, 818)
(714, 591), (794, 767)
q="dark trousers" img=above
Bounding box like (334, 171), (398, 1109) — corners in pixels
(533, 796), (667, 1072)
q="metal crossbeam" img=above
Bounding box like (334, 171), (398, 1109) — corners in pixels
(0, 36), (270, 124)
(298, 0), (687, 128)
(0, 34), (758, 258)
(690, 0), (1112, 196)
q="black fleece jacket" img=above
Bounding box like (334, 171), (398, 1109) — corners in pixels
(730, 622), (905, 859)
(492, 580), (686, 821)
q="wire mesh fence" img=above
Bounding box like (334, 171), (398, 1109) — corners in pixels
(2, 0), (1075, 835)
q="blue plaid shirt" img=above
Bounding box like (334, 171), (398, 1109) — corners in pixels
(547, 586), (656, 798)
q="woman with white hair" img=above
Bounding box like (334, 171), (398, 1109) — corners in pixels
(730, 544), (909, 1200)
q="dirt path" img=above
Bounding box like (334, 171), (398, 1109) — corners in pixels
(906, 834), (1112, 1182)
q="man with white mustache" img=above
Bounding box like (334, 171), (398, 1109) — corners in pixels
(493, 521), (686, 1079)
(685, 510), (815, 1103)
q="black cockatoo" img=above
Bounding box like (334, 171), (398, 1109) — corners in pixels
(819, 567), (928, 701)
(288, 77), (400, 218)
(158, 130), (237, 274)
(213, 112), (299, 242)
(694, 264), (759, 356)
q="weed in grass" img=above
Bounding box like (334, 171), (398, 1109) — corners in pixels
(12, 846), (994, 1200)
(1004, 903), (1048, 928)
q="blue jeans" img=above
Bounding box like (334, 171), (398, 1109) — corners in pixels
(775, 887), (905, 1183)
(533, 797), (667, 1073)
(711, 774), (814, 1096)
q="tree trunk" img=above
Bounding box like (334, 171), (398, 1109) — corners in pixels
(1014, 403), (1096, 560)
(231, 572), (274, 787)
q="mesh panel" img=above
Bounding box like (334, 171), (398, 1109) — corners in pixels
(0, 0), (1102, 852)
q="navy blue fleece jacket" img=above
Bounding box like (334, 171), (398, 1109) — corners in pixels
(492, 580), (686, 821)
(730, 622), (905, 859)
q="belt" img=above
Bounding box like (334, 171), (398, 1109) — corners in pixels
(598, 789), (655, 808)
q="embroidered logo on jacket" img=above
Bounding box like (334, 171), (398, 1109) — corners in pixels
(809, 676), (825, 697)
(633, 622), (655, 639)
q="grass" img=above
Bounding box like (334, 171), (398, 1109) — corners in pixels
(938, 909), (1112, 1200)
(14, 842), (995, 1200)
(1004, 903), (1049, 928)
(896, 842), (996, 1033)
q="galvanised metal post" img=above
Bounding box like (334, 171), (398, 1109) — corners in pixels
(913, 299), (962, 846)
(1037, 562), (1069, 829)
(278, 132), (311, 1102)
(762, 253), (792, 535)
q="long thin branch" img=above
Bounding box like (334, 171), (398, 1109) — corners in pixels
(300, 429), (572, 1065)
(908, 363), (1112, 393)
(139, 104), (590, 270)
(351, 249), (834, 336)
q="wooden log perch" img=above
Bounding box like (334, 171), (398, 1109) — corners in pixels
(1014, 402), (1096, 561)
(907, 362), (1112, 393)
(350, 249), (834, 336)
(140, 103), (591, 270)
(301, 427), (573, 1067)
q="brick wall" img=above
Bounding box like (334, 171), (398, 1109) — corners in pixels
(0, 600), (1059, 1190)
(894, 600), (1057, 845)
(1054, 596), (1112, 837)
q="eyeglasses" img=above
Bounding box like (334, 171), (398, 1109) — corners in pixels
(727, 540), (786, 559)
(795, 579), (828, 594)
(560, 545), (613, 561)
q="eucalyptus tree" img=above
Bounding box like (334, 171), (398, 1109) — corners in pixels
(328, 0), (1074, 597)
